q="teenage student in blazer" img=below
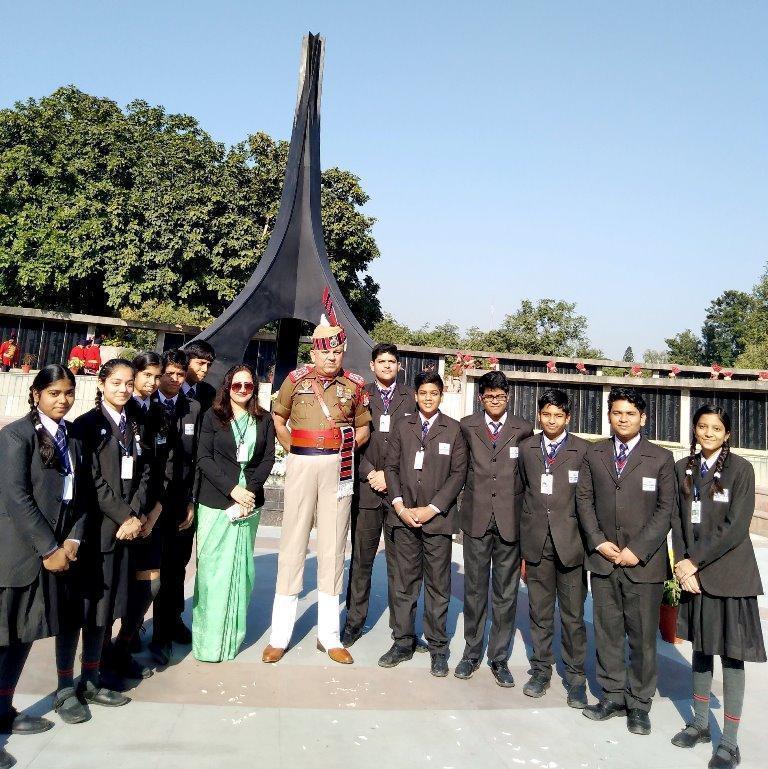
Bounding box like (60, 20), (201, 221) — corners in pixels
(192, 364), (275, 661)
(0, 366), (88, 767)
(670, 406), (765, 769)
(148, 349), (201, 663)
(107, 351), (165, 679)
(577, 386), (675, 735)
(379, 371), (467, 677)
(182, 340), (217, 414)
(342, 343), (415, 649)
(74, 359), (152, 705)
(518, 388), (589, 706)
(454, 370), (532, 687)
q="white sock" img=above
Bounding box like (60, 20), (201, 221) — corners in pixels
(317, 591), (342, 648)
(268, 593), (298, 649)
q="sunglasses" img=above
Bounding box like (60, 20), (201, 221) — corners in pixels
(230, 381), (254, 394)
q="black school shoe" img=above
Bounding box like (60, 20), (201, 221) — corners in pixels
(522, 673), (551, 698)
(708, 745), (740, 769)
(413, 638), (430, 654)
(0, 708), (54, 735)
(54, 686), (91, 725)
(378, 644), (414, 668)
(583, 699), (626, 721)
(627, 708), (651, 735)
(489, 662), (515, 688)
(0, 747), (16, 769)
(567, 683), (588, 709)
(430, 653), (449, 677)
(453, 657), (481, 679)
(671, 723), (711, 748)
(341, 625), (363, 648)
(77, 680), (131, 708)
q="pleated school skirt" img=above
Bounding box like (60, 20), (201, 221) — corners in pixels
(677, 590), (766, 663)
(81, 543), (131, 629)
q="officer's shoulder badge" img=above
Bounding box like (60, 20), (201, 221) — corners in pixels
(343, 370), (366, 388)
(288, 364), (313, 383)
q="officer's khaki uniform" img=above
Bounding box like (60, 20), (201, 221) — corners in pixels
(268, 365), (371, 648)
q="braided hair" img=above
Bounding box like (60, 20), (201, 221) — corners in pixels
(95, 358), (141, 442)
(682, 404), (731, 499)
(28, 364), (76, 469)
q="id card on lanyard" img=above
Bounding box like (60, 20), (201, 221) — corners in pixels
(233, 417), (252, 463)
(691, 483), (702, 524)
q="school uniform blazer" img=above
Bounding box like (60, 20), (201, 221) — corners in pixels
(356, 381), (414, 510)
(125, 397), (165, 509)
(671, 452), (762, 598)
(0, 416), (88, 587)
(152, 392), (201, 518)
(576, 436), (675, 583)
(74, 406), (152, 553)
(195, 409), (276, 511)
(519, 432), (590, 567)
(384, 411), (468, 535)
(458, 412), (533, 542)
(189, 381), (216, 415)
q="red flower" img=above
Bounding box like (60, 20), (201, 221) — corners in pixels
(630, 364), (643, 376)
(546, 360), (557, 372)
(711, 363), (722, 373)
(576, 362), (587, 373)
(722, 370), (733, 379)
(669, 365), (681, 376)
(489, 356), (499, 365)
(758, 371), (768, 381)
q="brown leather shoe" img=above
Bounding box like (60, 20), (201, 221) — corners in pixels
(317, 641), (353, 664)
(262, 645), (285, 663)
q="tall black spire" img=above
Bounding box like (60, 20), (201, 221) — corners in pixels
(187, 33), (374, 387)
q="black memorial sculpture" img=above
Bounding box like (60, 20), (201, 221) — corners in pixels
(186, 33), (374, 389)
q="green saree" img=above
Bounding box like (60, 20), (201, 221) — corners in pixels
(192, 413), (261, 662)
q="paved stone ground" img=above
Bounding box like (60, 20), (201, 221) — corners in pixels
(3, 528), (768, 769)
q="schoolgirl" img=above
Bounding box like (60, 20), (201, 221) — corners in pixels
(0, 366), (85, 767)
(106, 352), (165, 679)
(671, 405), (765, 769)
(73, 359), (152, 698)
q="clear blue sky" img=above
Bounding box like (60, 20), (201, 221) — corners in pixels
(2, 1), (766, 358)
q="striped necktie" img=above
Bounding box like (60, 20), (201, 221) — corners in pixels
(187, 385), (196, 400)
(615, 443), (628, 475)
(547, 440), (560, 465)
(489, 421), (502, 442)
(700, 459), (709, 477)
(379, 386), (394, 413)
(54, 423), (72, 474)
(118, 412), (127, 438)
(162, 398), (175, 418)
(421, 418), (430, 443)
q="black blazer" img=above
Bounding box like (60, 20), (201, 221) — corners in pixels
(0, 415), (88, 587)
(671, 452), (762, 598)
(74, 406), (152, 553)
(356, 381), (414, 510)
(519, 432), (589, 567)
(125, 396), (165, 508)
(458, 412), (533, 542)
(188, 381), (216, 415)
(576, 436), (675, 583)
(195, 409), (275, 510)
(384, 411), (468, 535)
(152, 392), (201, 518)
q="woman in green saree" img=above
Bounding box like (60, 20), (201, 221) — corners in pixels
(192, 364), (275, 661)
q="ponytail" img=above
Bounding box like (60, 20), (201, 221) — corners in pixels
(28, 364), (75, 470)
(681, 437), (697, 499)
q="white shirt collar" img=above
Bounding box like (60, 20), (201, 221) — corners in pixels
(614, 434), (642, 454)
(419, 411), (439, 429)
(543, 430), (567, 448)
(157, 391), (178, 406)
(484, 412), (507, 428)
(376, 381), (396, 394)
(701, 449), (721, 470)
(102, 402), (125, 428)
(38, 411), (63, 439)
(133, 394), (151, 409)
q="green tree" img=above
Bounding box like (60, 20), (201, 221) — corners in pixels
(370, 313), (416, 346)
(0, 87), (382, 330)
(700, 290), (754, 366)
(622, 346), (634, 362)
(642, 349), (669, 365)
(665, 329), (704, 365)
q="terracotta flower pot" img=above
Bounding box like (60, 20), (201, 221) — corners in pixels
(659, 603), (683, 644)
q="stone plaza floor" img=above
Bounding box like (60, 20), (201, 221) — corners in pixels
(4, 527), (768, 769)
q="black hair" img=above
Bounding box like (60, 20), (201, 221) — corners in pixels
(78, 337), (88, 346)
(94, 359), (141, 441)
(371, 343), (400, 362)
(184, 340), (216, 363)
(162, 348), (189, 372)
(682, 405), (731, 499)
(414, 370), (444, 394)
(477, 370), (509, 395)
(607, 386), (646, 413)
(133, 350), (162, 373)
(212, 364), (263, 423)
(27, 364), (76, 468)
(538, 388), (571, 415)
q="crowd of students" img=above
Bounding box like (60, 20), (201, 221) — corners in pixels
(0, 341), (764, 769)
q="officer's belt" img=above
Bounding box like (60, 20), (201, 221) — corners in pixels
(290, 428), (342, 452)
